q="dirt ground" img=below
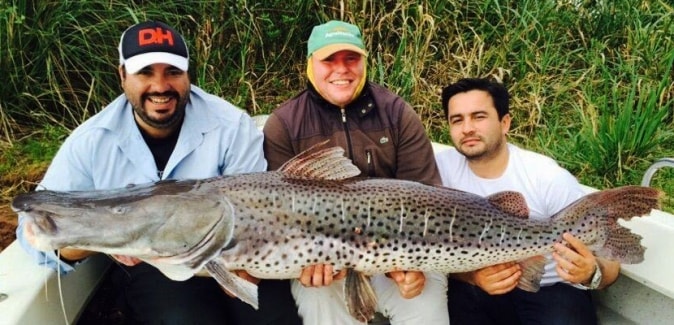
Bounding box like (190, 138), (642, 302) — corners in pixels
(0, 202), (17, 252)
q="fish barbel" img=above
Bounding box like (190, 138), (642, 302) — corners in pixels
(12, 143), (662, 321)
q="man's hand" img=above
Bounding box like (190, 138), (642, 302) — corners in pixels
(461, 262), (521, 295)
(111, 255), (143, 266)
(387, 270), (426, 299)
(552, 232), (597, 285)
(234, 270), (261, 285)
(222, 270), (261, 298)
(298, 264), (347, 287)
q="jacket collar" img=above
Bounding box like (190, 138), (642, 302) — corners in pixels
(306, 82), (376, 117)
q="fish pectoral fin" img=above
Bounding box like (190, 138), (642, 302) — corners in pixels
(344, 269), (377, 322)
(205, 259), (259, 309)
(516, 255), (547, 292)
(143, 259), (198, 281)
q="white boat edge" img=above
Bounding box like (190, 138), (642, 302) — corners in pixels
(0, 241), (110, 324)
(0, 138), (672, 324)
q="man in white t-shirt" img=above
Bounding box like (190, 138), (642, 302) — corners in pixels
(435, 77), (620, 324)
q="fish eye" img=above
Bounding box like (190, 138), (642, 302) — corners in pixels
(110, 206), (129, 214)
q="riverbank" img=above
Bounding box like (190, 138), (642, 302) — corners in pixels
(0, 204), (16, 252)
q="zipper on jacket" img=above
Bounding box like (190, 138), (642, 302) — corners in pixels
(365, 150), (374, 176)
(341, 108), (355, 159)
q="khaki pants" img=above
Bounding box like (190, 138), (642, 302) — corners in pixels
(292, 272), (449, 325)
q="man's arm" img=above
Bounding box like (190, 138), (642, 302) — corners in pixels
(263, 113), (296, 171)
(222, 113), (268, 174)
(450, 262), (522, 295)
(387, 270), (427, 298)
(394, 105), (441, 185)
(595, 258), (620, 289)
(553, 232), (620, 289)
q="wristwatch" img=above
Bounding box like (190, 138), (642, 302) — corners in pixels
(581, 261), (603, 290)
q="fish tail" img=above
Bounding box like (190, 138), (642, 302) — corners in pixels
(344, 269), (377, 322)
(555, 185), (663, 263)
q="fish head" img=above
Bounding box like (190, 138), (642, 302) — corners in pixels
(13, 179), (235, 270)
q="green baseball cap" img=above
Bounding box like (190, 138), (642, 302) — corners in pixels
(307, 20), (367, 60)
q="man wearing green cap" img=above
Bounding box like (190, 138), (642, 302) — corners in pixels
(263, 20), (449, 325)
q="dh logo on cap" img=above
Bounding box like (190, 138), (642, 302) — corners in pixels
(118, 21), (189, 74)
(138, 28), (175, 46)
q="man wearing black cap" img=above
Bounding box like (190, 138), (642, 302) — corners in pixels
(17, 21), (301, 324)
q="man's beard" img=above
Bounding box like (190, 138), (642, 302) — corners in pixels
(457, 136), (503, 162)
(133, 91), (188, 130)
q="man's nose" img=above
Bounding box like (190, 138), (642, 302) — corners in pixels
(147, 75), (172, 92)
(462, 120), (476, 133)
(333, 59), (348, 72)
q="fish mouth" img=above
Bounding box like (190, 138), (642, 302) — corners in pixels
(33, 213), (58, 235)
(19, 209), (58, 236)
(19, 212), (62, 251)
(12, 194), (67, 237)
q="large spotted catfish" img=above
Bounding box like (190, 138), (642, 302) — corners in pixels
(13, 143), (662, 322)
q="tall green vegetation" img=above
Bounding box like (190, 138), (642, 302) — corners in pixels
(1, 0), (673, 209)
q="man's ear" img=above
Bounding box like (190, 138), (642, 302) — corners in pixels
(118, 65), (126, 82)
(501, 113), (512, 134)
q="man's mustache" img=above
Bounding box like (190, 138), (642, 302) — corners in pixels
(143, 91), (180, 100)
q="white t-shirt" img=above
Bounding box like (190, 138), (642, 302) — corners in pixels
(434, 143), (586, 285)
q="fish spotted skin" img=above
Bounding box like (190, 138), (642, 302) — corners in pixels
(205, 170), (658, 278)
(13, 143), (663, 321)
(220, 173), (554, 277)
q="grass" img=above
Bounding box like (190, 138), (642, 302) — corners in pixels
(0, 125), (68, 197)
(1, 0), (673, 211)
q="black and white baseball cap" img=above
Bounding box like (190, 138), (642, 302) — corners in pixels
(118, 21), (189, 74)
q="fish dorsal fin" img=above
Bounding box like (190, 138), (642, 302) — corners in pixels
(279, 140), (361, 180)
(486, 191), (530, 219)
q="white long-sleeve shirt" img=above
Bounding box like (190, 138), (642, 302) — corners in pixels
(17, 85), (266, 273)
